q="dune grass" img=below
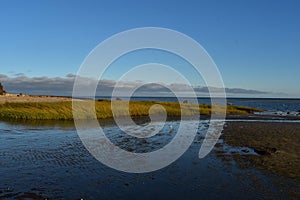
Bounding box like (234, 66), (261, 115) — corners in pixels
(0, 99), (263, 120)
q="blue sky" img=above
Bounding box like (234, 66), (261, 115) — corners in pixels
(0, 0), (299, 97)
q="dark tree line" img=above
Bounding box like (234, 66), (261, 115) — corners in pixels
(0, 82), (6, 95)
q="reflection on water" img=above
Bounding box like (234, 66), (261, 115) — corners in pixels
(0, 119), (76, 130)
(0, 119), (299, 199)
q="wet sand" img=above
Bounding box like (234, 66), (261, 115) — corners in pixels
(221, 121), (300, 180)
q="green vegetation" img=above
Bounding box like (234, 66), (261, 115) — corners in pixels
(0, 100), (263, 120)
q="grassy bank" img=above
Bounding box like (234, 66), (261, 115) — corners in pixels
(0, 100), (263, 120)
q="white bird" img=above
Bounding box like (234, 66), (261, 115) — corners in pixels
(169, 125), (173, 132)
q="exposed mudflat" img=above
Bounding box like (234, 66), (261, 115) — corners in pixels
(221, 121), (300, 180)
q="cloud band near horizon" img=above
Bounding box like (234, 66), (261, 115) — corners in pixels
(0, 73), (277, 98)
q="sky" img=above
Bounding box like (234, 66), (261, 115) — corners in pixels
(0, 0), (299, 97)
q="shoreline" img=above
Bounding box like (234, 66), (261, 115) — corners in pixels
(221, 121), (300, 181)
(0, 116), (299, 183)
(1, 95), (299, 181)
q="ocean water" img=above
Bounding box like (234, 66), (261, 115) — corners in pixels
(0, 119), (299, 199)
